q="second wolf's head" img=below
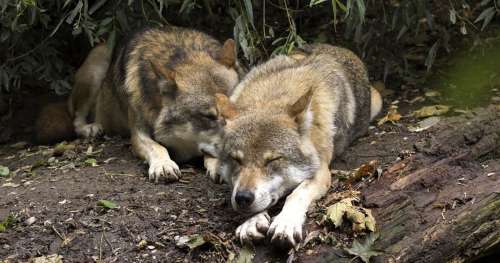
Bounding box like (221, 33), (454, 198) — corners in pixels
(147, 39), (239, 160)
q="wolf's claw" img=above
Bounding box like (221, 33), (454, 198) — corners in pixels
(204, 157), (223, 184)
(267, 211), (305, 249)
(148, 158), (180, 183)
(76, 123), (103, 138)
(236, 212), (270, 245)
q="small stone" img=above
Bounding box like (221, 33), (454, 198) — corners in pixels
(25, 216), (37, 226)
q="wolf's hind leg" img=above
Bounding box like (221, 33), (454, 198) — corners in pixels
(69, 43), (111, 138)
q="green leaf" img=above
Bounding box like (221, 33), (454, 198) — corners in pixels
(89, 0), (108, 15)
(236, 245), (255, 263)
(345, 233), (382, 263)
(243, 0), (254, 28)
(66, 0), (83, 24)
(0, 165), (9, 177)
(85, 158), (98, 167)
(0, 214), (16, 232)
(97, 199), (117, 209)
(474, 7), (496, 31)
(309, 0), (327, 6)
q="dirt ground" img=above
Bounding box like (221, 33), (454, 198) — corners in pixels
(0, 86), (499, 262)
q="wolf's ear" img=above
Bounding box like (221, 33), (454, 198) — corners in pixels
(215, 93), (238, 120)
(217, 39), (236, 68)
(149, 60), (177, 97)
(288, 88), (314, 133)
(149, 60), (176, 81)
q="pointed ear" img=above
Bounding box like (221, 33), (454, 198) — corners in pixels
(149, 60), (177, 97)
(215, 93), (238, 120)
(288, 88), (313, 118)
(217, 39), (236, 68)
(149, 60), (176, 81)
(288, 88), (314, 133)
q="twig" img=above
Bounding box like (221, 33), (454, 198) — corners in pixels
(99, 231), (104, 262)
(51, 225), (65, 241)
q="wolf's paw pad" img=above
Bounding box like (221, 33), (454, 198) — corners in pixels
(77, 123), (103, 138)
(204, 157), (223, 184)
(236, 212), (270, 245)
(267, 212), (305, 249)
(148, 158), (181, 183)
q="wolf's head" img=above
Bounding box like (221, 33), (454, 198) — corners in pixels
(150, 40), (239, 159)
(217, 89), (321, 214)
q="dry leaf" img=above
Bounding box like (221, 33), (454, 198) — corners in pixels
(236, 245), (255, 263)
(413, 105), (450, 118)
(325, 198), (376, 232)
(2, 182), (20, 188)
(175, 234), (206, 250)
(31, 254), (63, 263)
(377, 106), (401, 126)
(424, 90), (441, 97)
(345, 233), (382, 263)
(408, 116), (440, 132)
(347, 160), (379, 184)
(53, 142), (75, 156)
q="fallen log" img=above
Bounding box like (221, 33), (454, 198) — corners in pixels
(364, 106), (500, 262)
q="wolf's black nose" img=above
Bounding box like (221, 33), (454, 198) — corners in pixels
(235, 190), (255, 208)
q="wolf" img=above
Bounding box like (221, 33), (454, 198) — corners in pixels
(36, 26), (239, 182)
(214, 43), (382, 248)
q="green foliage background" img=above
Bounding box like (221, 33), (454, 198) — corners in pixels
(0, 0), (498, 95)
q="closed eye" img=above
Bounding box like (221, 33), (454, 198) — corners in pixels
(200, 110), (217, 120)
(201, 111), (218, 120)
(265, 156), (283, 166)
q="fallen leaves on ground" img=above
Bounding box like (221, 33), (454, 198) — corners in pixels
(53, 142), (76, 156)
(96, 199), (117, 209)
(235, 245), (255, 263)
(345, 233), (382, 263)
(408, 116), (441, 132)
(31, 254), (63, 263)
(424, 90), (441, 98)
(84, 158), (98, 167)
(347, 160), (380, 184)
(325, 198), (376, 232)
(0, 165), (9, 177)
(2, 182), (20, 188)
(413, 105), (450, 118)
(377, 105), (401, 126)
(175, 234), (206, 250)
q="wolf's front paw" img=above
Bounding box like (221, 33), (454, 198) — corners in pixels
(148, 158), (181, 183)
(204, 157), (223, 184)
(267, 211), (305, 249)
(236, 212), (270, 245)
(76, 123), (103, 138)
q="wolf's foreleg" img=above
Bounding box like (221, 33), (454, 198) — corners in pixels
(267, 163), (331, 249)
(131, 128), (180, 183)
(236, 211), (271, 245)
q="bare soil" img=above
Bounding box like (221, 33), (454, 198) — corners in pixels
(0, 87), (499, 262)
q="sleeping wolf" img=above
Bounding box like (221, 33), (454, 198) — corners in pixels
(36, 26), (239, 182)
(214, 44), (382, 248)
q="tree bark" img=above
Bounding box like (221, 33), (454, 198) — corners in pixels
(361, 106), (500, 263)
